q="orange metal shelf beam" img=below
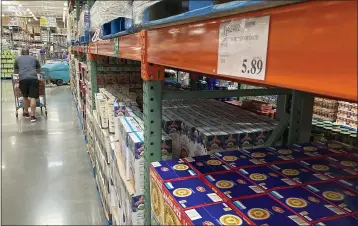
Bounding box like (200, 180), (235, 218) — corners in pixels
(89, 39), (114, 57)
(118, 33), (141, 61)
(147, 0), (357, 101)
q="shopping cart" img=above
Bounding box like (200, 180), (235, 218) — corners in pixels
(11, 74), (48, 118)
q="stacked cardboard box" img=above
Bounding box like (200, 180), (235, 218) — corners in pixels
(313, 98), (339, 122)
(336, 101), (358, 129)
(150, 140), (358, 226)
(162, 99), (277, 158)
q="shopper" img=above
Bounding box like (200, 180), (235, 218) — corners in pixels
(40, 47), (46, 64)
(14, 48), (41, 122)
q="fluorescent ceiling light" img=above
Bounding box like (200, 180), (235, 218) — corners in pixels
(2, 14), (4, 17)
(63, 7), (67, 10)
(19, 4), (22, 7)
(64, 2), (68, 6)
(28, 19), (31, 22)
(27, 8), (30, 11)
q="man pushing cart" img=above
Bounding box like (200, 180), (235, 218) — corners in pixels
(13, 48), (47, 122)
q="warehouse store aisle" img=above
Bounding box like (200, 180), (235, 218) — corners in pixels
(1, 81), (106, 225)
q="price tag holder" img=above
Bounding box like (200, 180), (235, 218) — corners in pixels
(217, 15), (270, 81)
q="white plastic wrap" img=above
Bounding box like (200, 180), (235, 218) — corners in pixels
(132, 1), (161, 26)
(90, 1), (133, 32)
(78, 10), (85, 36)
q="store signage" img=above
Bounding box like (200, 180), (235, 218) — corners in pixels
(40, 17), (48, 27)
(47, 17), (57, 28)
(217, 15), (270, 81)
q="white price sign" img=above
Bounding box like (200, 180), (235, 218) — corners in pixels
(217, 15), (270, 80)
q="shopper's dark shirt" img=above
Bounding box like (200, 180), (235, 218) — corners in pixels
(14, 56), (41, 80)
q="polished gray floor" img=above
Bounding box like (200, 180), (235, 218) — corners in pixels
(1, 81), (106, 225)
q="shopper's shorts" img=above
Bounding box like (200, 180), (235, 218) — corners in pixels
(19, 79), (39, 99)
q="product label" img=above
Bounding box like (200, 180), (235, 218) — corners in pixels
(217, 15), (270, 80)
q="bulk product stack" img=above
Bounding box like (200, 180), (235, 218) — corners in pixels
(150, 141), (358, 226)
(86, 82), (281, 225)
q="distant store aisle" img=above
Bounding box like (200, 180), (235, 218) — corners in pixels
(1, 81), (106, 225)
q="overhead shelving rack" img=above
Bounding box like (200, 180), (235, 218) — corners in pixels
(71, 0), (357, 224)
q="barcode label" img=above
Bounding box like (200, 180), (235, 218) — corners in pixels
(185, 209), (202, 221)
(314, 174), (329, 181)
(233, 201), (246, 210)
(270, 191), (284, 199)
(188, 170), (197, 176)
(249, 186), (264, 193)
(223, 165), (231, 170)
(325, 205), (345, 215)
(214, 153), (222, 157)
(306, 185), (319, 192)
(327, 157), (337, 162)
(185, 157), (195, 162)
(270, 164), (280, 170)
(207, 193), (223, 202)
(151, 162), (161, 167)
(282, 178), (296, 185)
(239, 169), (249, 175)
(206, 175), (215, 182)
(165, 182), (174, 189)
(288, 215), (309, 225)
(339, 179), (352, 186)
(300, 161), (309, 166)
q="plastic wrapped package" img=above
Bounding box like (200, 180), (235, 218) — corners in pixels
(132, 1), (161, 26)
(90, 0), (133, 32)
(78, 10), (85, 36)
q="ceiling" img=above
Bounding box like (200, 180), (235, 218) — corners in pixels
(1, 1), (68, 18)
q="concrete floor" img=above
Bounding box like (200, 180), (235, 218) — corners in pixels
(1, 81), (106, 225)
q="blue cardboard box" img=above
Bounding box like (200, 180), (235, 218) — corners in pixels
(270, 162), (330, 185)
(314, 216), (358, 226)
(306, 182), (358, 214)
(204, 171), (265, 201)
(290, 142), (347, 157)
(240, 147), (293, 164)
(270, 145), (323, 160)
(337, 178), (358, 193)
(184, 155), (231, 175)
(214, 150), (264, 169)
(150, 159), (198, 225)
(326, 155), (358, 169)
(238, 165), (297, 191)
(299, 158), (358, 179)
(232, 195), (309, 225)
(183, 203), (250, 226)
(150, 159), (197, 182)
(270, 187), (346, 222)
(164, 177), (223, 209)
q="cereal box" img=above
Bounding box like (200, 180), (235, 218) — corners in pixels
(270, 187), (346, 222)
(270, 162), (330, 185)
(128, 131), (144, 195)
(150, 159), (197, 225)
(306, 182), (358, 214)
(299, 158), (358, 179)
(161, 178), (223, 225)
(313, 216), (358, 226)
(214, 150), (264, 169)
(238, 166), (297, 191)
(232, 195), (309, 225)
(183, 203), (251, 226)
(240, 147), (292, 164)
(326, 155), (358, 169)
(184, 155), (231, 175)
(337, 178), (358, 192)
(204, 171), (264, 201)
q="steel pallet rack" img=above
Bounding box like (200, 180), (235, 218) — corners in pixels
(71, 0), (357, 224)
